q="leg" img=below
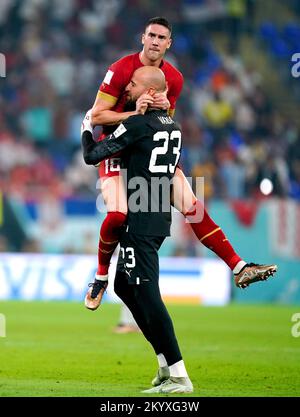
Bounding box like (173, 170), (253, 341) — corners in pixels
(172, 167), (243, 270)
(114, 271), (160, 349)
(85, 160), (128, 310)
(115, 233), (193, 394)
(97, 173), (128, 277)
(128, 275), (192, 394)
(172, 167), (278, 287)
(134, 281), (183, 365)
(100, 172), (140, 328)
(100, 173), (141, 326)
(115, 233), (182, 361)
(114, 270), (182, 365)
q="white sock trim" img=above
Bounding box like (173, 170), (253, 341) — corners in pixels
(95, 274), (108, 281)
(169, 360), (188, 378)
(157, 353), (168, 368)
(233, 260), (247, 275)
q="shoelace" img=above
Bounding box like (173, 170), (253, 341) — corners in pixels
(88, 280), (107, 299)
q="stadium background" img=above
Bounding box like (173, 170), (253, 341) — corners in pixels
(0, 0), (300, 397)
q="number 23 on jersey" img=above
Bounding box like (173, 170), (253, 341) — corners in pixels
(149, 130), (181, 174)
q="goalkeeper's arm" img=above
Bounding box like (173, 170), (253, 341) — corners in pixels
(81, 110), (139, 166)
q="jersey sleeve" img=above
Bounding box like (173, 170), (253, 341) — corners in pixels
(97, 60), (126, 106)
(168, 71), (184, 117)
(82, 116), (144, 165)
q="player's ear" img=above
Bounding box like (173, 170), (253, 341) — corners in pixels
(167, 37), (172, 49)
(142, 33), (145, 45)
(148, 87), (156, 97)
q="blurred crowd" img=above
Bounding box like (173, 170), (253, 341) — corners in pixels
(0, 0), (300, 207)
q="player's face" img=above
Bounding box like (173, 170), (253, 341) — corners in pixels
(142, 24), (172, 62)
(125, 74), (147, 103)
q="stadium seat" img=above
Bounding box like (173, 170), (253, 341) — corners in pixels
(194, 67), (213, 86)
(173, 34), (191, 54)
(283, 22), (300, 42)
(259, 22), (279, 44)
(206, 53), (221, 72)
(270, 38), (291, 59)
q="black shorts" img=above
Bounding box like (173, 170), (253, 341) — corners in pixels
(116, 231), (165, 285)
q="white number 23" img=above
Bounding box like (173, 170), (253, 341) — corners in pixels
(149, 130), (181, 174)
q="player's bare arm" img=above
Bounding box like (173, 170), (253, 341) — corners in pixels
(91, 93), (155, 126)
(91, 95), (137, 127)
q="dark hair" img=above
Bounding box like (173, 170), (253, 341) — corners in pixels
(145, 17), (172, 35)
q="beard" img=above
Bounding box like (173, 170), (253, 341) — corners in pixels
(123, 99), (136, 112)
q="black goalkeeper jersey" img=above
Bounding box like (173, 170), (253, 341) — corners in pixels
(82, 110), (182, 236)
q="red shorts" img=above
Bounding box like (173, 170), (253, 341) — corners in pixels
(97, 131), (122, 179)
(98, 156), (122, 179)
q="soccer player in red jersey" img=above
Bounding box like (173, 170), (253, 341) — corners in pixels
(84, 17), (277, 317)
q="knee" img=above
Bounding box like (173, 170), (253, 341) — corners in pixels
(106, 211), (127, 228)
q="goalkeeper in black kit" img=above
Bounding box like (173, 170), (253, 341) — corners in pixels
(81, 65), (193, 394)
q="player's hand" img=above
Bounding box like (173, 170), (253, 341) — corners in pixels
(136, 93), (154, 115)
(81, 109), (93, 135)
(151, 92), (170, 111)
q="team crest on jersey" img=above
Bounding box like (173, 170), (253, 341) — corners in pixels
(113, 124), (127, 138)
(103, 70), (114, 85)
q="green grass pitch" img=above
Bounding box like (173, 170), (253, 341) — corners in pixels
(0, 301), (299, 397)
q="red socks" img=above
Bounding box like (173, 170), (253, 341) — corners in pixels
(97, 203), (241, 274)
(97, 211), (127, 276)
(185, 201), (242, 270)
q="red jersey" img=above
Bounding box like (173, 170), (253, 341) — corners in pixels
(97, 52), (184, 134)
